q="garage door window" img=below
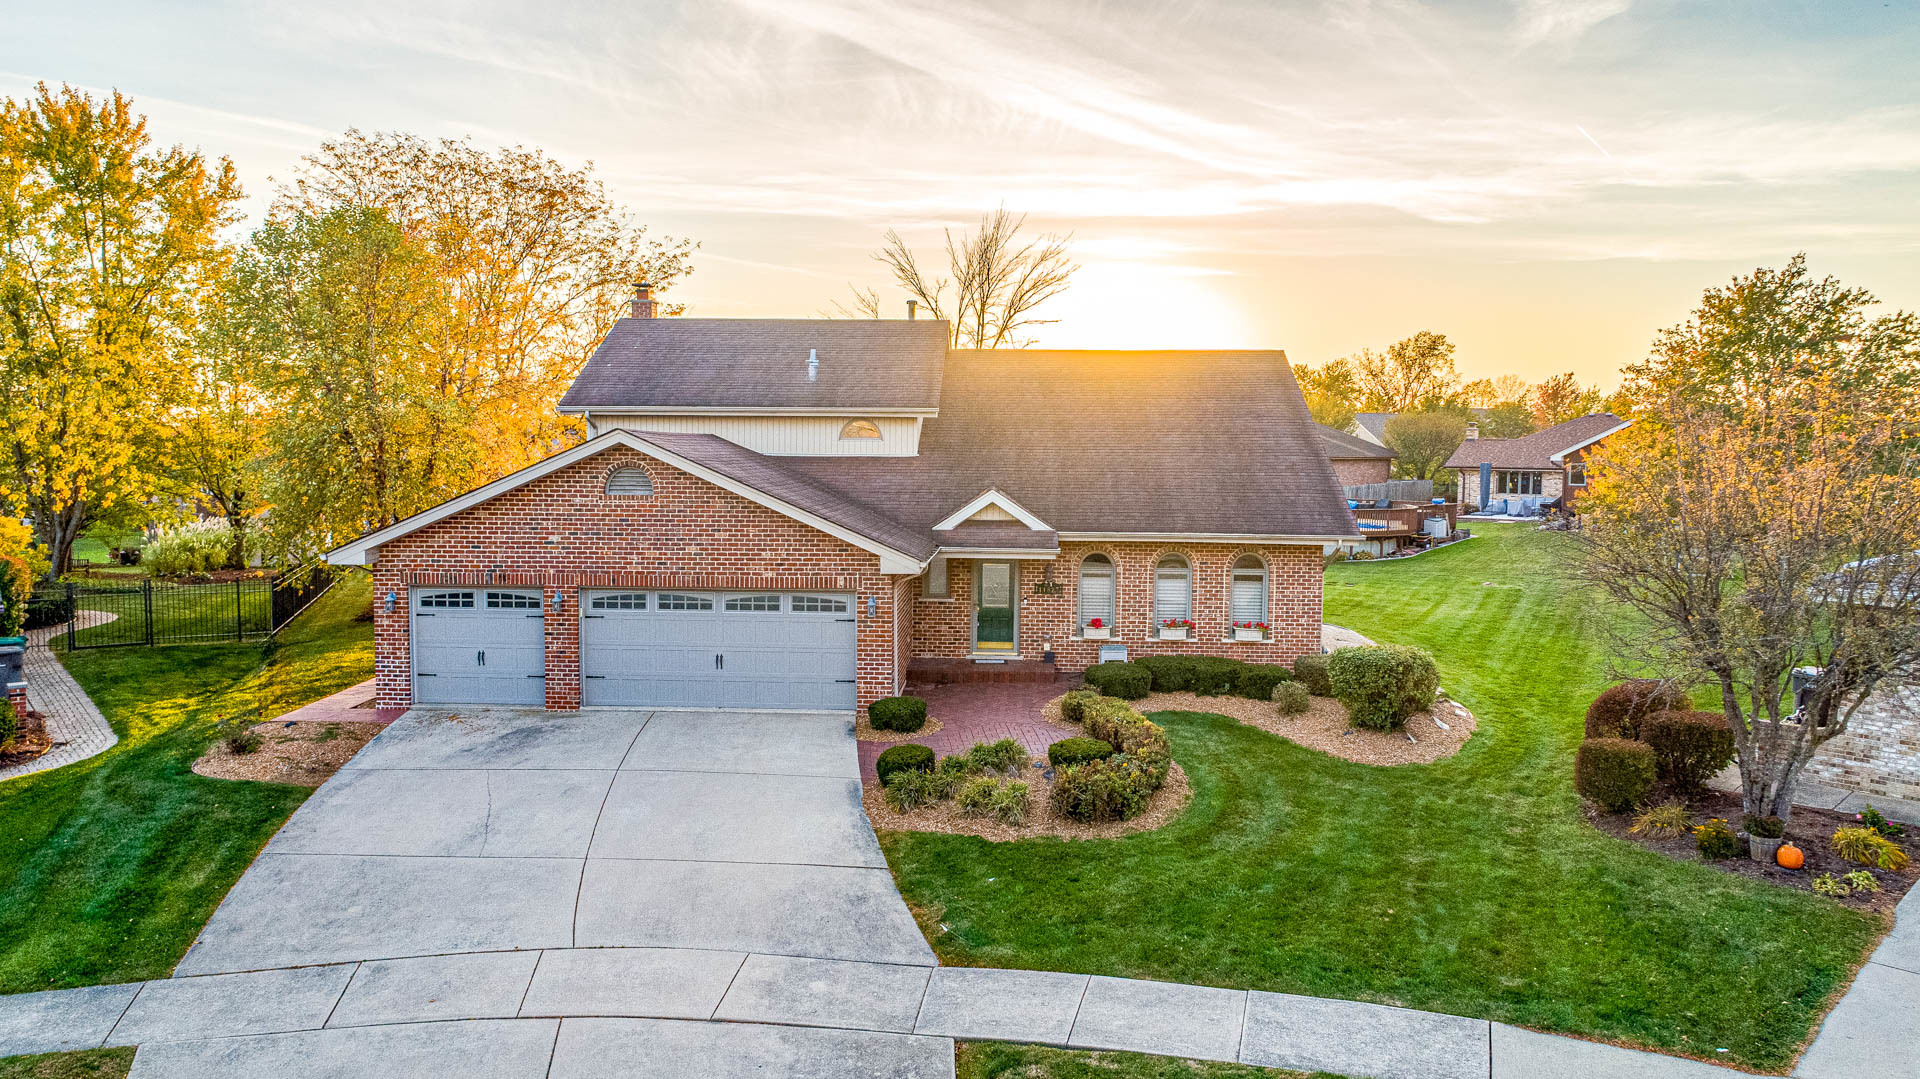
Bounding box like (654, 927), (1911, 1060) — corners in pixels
(725, 594), (782, 611)
(590, 593), (648, 610)
(791, 595), (849, 613)
(418, 591), (474, 608)
(656, 593), (714, 611)
(486, 592), (541, 610)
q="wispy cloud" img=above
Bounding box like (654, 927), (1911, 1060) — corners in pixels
(1511, 0), (1633, 47)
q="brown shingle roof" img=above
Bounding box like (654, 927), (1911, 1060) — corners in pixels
(1445, 414), (1627, 471)
(1316, 423), (1395, 460)
(780, 349), (1358, 539)
(558, 318), (949, 411)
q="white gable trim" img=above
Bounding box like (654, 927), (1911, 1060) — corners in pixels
(323, 430), (928, 574)
(1550, 419), (1634, 463)
(932, 489), (1052, 532)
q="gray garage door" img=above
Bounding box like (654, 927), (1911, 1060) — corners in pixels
(580, 590), (858, 710)
(411, 589), (546, 706)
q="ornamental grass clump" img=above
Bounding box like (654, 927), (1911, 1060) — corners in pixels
(1832, 827), (1911, 870)
(968, 738), (1028, 775)
(990, 781), (1030, 825)
(1326, 644), (1439, 730)
(1631, 802), (1692, 840)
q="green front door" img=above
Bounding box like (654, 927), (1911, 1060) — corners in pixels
(975, 562), (1016, 651)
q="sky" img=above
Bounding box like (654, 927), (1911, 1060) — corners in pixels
(5, 0), (1918, 387)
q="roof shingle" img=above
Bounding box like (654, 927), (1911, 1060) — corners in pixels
(1445, 414), (1627, 471)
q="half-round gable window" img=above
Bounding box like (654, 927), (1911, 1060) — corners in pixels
(839, 419), (882, 440)
(605, 466), (654, 497)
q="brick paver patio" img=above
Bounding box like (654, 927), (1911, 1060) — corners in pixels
(857, 680), (1078, 781)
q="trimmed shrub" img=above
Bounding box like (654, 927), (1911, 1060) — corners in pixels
(1060, 689), (1101, 725)
(868, 695), (928, 733)
(1583, 680), (1689, 740)
(1326, 645), (1440, 731)
(1136, 655), (1193, 693)
(1273, 681), (1310, 715)
(1639, 710), (1735, 793)
(1575, 738), (1658, 812)
(956, 776), (1001, 815)
(1292, 653), (1332, 696)
(1084, 661), (1150, 700)
(1234, 664), (1293, 702)
(1186, 657), (1248, 696)
(1083, 698), (1165, 755)
(1694, 818), (1738, 859)
(1048, 755), (1159, 822)
(875, 744), (934, 786)
(1049, 737), (1115, 767)
(991, 781), (1030, 825)
(968, 738), (1028, 775)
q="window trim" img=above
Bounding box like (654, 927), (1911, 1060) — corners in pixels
(1495, 471), (1543, 496)
(1153, 554), (1193, 624)
(1229, 554), (1267, 625)
(1568, 461), (1588, 487)
(838, 418), (883, 441)
(1076, 553), (1116, 632)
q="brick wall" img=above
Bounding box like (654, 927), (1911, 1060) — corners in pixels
(909, 541), (1322, 671)
(6, 684), (23, 722)
(1803, 675), (1920, 802)
(1330, 458), (1392, 486)
(367, 447), (903, 714)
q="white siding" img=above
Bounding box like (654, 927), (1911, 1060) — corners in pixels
(591, 414), (921, 456)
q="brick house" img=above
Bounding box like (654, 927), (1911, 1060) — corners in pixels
(1447, 413), (1631, 514)
(326, 291), (1358, 715)
(1315, 423), (1395, 487)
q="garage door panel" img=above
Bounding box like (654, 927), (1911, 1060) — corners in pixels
(412, 591), (546, 706)
(581, 591), (856, 710)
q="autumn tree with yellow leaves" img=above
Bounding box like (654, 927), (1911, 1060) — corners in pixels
(1579, 258), (1920, 818)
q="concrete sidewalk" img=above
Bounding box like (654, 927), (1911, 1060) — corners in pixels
(1793, 883), (1920, 1079)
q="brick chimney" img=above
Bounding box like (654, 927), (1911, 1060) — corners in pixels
(1464, 421), (1479, 440)
(630, 282), (657, 319)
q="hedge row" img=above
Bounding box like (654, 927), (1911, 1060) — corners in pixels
(1084, 656), (1295, 702)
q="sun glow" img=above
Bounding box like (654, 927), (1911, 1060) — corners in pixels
(1034, 259), (1255, 350)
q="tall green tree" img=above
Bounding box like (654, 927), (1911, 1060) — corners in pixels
(0, 84), (242, 576)
(1351, 331), (1460, 412)
(1294, 357), (1359, 430)
(1384, 408), (1469, 482)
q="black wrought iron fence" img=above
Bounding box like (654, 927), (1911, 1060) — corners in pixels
(54, 566), (337, 650)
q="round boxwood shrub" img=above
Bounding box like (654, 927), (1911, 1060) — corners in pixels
(1639, 709), (1735, 793)
(1049, 736), (1116, 767)
(875, 744), (934, 786)
(1084, 661), (1150, 700)
(1326, 644), (1440, 731)
(1575, 738), (1658, 812)
(1234, 663), (1293, 702)
(1292, 653), (1332, 697)
(868, 695), (928, 733)
(1583, 680), (1688, 740)
(1273, 681), (1310, 715)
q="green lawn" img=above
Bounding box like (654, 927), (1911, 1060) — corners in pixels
(957, 1043), (1334, 1078)
(880, 524), (1881, 1071)
(0, 574), (373, 994)
(0, 1049), (131, 1079)
(63, 579), (274, 647)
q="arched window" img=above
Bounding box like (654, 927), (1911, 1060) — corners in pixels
(1230, 555), (1267, 624)
(839, 419), (882, 440)
(1153, 555), (1191, 624)
(605, 466), (653, 497)
(1077, 554), (1115, 630)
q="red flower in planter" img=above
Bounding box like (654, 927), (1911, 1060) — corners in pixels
(1087, 617), (1104, 629)
(1160, 618), (1193, 628)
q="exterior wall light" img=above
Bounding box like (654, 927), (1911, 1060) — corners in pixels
(384, 591), (396, 613)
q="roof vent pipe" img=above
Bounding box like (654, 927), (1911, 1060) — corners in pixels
(807, 348), (818, 382)
(907, 299), (918, 320)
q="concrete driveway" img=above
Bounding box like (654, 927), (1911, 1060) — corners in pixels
(181, 708), (933, 976)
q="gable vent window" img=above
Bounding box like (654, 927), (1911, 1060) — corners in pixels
(1230, 555), (1267, 624)
(839, 419), (882, 440)
(1077, 554), (1115, 630)
(606, 467), (654, 497)
(1153, 555), (1192, 623)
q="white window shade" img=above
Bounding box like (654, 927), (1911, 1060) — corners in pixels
(1231, 557), (1267, 623)
(1077, 557), (1115, 626)
(1153, 558), (1191, 622)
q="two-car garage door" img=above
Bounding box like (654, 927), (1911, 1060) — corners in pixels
(580, 590), (858, 710)
(408, 587), (858, 710)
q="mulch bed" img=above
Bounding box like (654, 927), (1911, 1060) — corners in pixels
(0, 714), (53, 768)
(856, 714), (947, 743)
(1110, 691), (1476, 766)
(864, 761), (1191, 842)
(192, 720), (382, 787)
(1590, 789), (1918, 914)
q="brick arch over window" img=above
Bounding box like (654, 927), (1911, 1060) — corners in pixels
(602, 463), (655, 498)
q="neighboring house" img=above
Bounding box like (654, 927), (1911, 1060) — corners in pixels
(325, 288), (1358, 716)
(1446, 413), (1631, 514)
(1315, 423), (1395, 486)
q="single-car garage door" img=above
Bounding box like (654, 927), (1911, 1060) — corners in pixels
(581, 590), (858, 710)
(411, 589), (546, 706)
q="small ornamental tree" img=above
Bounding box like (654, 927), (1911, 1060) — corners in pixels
(1581, 258), (1920, 820)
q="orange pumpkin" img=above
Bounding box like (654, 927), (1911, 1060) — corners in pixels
(1776, 843), (1805, 870)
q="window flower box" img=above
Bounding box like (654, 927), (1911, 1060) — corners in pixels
(1083, 618), (1111, 640)
(1233, 621), (1270, 642)
(1158, 618), (1192, 641)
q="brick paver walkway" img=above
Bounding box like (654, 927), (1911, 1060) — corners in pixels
(1, 612), (119, 783)
(858, 681), (1076, 781)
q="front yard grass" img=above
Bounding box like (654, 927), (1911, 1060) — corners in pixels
(879, 524), (1881, 1071)
(0, 574), (373, 994)
(0, 1048), (132, 1079)
(956, 1043), (1335, 1078)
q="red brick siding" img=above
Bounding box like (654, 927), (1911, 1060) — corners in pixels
(1329, 458), (1391, 486)
(368, 447), (903, 714)
(909, 541), (1322, 671)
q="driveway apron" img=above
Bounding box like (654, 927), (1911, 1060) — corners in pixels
(178, 708), (932, 976)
